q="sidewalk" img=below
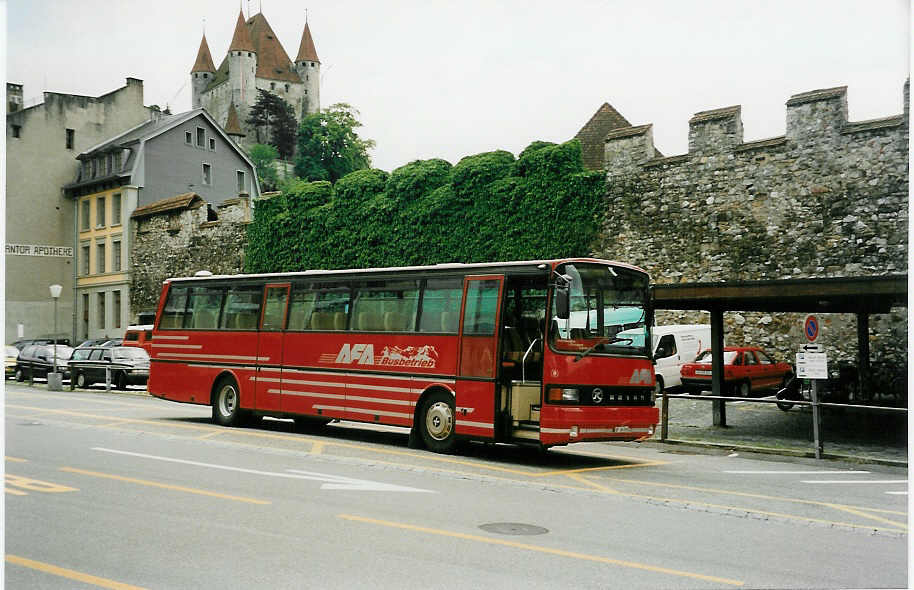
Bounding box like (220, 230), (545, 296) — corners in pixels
(651, 394), (908, 466)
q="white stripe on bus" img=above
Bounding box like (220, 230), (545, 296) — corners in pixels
(151, 335), (190, 341)
(151, 344), (203, 349)
(455, 420), (494, 430)
(158, 352), (268, 362)
(268, 389), (345, 400)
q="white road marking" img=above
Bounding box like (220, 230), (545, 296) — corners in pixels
(885, 491), (907, 495)
(801, 480), (907, 485)
(93, 447), (434, 493)
(724, 470), (871, 474)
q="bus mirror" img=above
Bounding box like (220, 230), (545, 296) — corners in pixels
(554, 285), (570, 320)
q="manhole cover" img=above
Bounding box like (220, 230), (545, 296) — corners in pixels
(479, 522), (549, 536)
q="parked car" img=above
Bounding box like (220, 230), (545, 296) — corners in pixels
(69, 346), (150, 389)
(101, 338), (123, 347)
(15, 344), (73, 381)
(6, 345), (20, 378)
(12, 337), (70, 351)
(618, 324), (711, 394)
(76, 338), (112, 348)
(679, 346), (793, 396)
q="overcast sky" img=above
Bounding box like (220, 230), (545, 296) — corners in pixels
(6, 0), (911, 172)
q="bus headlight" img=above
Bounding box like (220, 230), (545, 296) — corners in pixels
(548, 388), (579, 402)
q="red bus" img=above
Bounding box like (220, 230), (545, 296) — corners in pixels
(147, 258), (659, 453)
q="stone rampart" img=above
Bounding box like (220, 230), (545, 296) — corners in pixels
(129, 194), (251, 315)
(596, 82), (908, 369)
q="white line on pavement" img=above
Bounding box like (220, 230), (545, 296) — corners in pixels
(884, 491), (908, 495)
(801, 480), (908, 484)
(724, 470), (870, 474)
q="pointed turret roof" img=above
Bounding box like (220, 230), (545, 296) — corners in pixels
(229, 10), (255, 52)
(247, 13), (300, 82)
(224, 103), (245, 137)
(191, 34), (216, 73)
(295, 21), (320, 63)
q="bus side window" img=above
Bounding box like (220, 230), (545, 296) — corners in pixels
(287, 288), (316, 331)
(159, 286), (188, 329)
(220, 286), (263, 330)
(311, 284), (350, 331)
(185, 286), (225, 330)
(418, 279), (463, 333)
(352, 280), (419, 332)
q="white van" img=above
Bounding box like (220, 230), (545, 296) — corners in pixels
(617, 324), (711, 393)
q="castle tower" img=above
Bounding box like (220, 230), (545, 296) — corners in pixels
(294, 21), (321, 115)
(190, 34), (216, 109)
(228, 10), (257, 122)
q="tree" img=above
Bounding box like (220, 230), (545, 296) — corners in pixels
(294, 103), (375, 183)
(246, 89), (297, 159)
(248, 144), (280, 191)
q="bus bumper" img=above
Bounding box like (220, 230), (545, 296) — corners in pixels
(539, 405), (659, 446)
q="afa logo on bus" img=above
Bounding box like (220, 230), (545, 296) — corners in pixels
(333, 344), (439, 368)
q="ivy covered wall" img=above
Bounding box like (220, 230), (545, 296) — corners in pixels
(244, 140), (606, 272)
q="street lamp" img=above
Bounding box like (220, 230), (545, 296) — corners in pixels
(48, 284), (63, 390)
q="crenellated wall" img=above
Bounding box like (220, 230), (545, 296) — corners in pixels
(595, 82), (908, 369)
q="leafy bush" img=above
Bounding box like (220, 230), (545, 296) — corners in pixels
(245, 139), (605, 273)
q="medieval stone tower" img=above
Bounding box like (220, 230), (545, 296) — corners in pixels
(190, 9), (321, 148)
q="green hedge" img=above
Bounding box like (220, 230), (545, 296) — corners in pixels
(245, 139), (605, 272)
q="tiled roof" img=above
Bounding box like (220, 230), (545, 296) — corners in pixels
(574, 103), (633, 170)
(248, 13), (301, 82)
(224, 103), (245, 136)
(295, 22), (320, 63)
(229, 10), (255, 52)
(131, 192), (205, 219)
(191, 34), (216, 73)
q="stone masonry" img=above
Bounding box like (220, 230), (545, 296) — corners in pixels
(594, 82), (908, 371)
(129, 193), (252, 316)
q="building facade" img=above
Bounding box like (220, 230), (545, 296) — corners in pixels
(5, 78), (153, 344)
(191, 9), (321, 150)
(64, 109), (261, 340)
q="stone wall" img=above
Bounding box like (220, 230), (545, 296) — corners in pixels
(595, 82), (908, 369)
(129, 195), (251, 315)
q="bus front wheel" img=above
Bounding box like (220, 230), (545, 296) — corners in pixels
(419, 391), (457, 453)
(212, 377), (243, 427)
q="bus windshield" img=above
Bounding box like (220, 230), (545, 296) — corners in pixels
(549, 263), (649, 357)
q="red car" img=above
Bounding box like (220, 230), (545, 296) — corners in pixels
(679, 346), (793, 396)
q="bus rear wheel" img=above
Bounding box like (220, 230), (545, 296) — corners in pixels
(212, 377), (243, 427)
(419, 391), (457, 453)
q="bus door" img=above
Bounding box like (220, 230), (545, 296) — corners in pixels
(256, 283), (289, 413)
(455, 275), (504, 439)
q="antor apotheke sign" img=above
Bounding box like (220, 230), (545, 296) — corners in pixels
(5, 244), (74, 257)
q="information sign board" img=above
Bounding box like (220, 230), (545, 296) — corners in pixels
(796, 351), (828, 379)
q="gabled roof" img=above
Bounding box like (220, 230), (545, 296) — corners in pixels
(191, 34), (216, 73)
(131, 192), (205, 219)
(295, 21), (320, 63)
(224, 103), (245, 136)
(574, 103), (633, 170)
(229, 10), (255, 52)
(247, 13), (301, 82)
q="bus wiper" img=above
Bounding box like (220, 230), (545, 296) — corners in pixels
(573, 337), (633, 362)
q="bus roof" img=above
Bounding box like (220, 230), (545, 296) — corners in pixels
(163, 258), (649, 284)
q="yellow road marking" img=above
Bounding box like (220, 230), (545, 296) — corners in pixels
(536, 460), (668, 477)
(5, 456), (27, 463)
(5, 487), (28, 496)
(99, 419), (134, 428)
(338, 513), (744, 586)
(603, 475), (909, 517)
(825, 503), (908, 530)
(59, 467), (270, 505)
(196, 430), (223, 440)
(311, 441), (325, 455)
(6, 474), (78, 493)
(6, 554), (146, 589)
(572, 474), (906, 533)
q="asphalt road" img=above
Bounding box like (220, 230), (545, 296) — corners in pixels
(4, 384), (909, 589)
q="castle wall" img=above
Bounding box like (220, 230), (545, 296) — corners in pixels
(596, 83), (908, 369)
(129, 196), (251, 315)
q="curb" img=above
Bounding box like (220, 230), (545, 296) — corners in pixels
(646, 438), (908, 468)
